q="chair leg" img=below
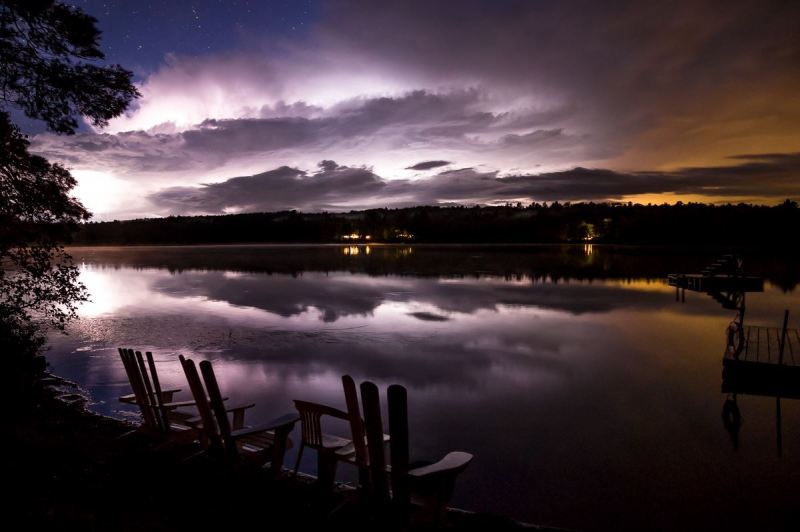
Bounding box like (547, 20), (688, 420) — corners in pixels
(293, 443), (305, 475)
(317, 451), (339, 492)
(270, 426), (291, 476)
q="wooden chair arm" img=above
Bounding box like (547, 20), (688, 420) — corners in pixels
(225, 402), (256, 412)
(334, 433), (390, 457)
(227, 402), (256, 430)
(161, 399), (199, 408)
(118, 388), (183, 404)
(230, 413), (300, 439)
(187, 399), (245, 425)
(407, 452), (473, 479)
(119, 393), (137, 404)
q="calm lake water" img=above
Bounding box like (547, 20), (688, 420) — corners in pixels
(48, 245), (800, 531)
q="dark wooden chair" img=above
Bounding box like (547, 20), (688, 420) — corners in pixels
(343, 375), (473, 524)
(117, 348), (198, 443)
(179, 355), (298, 474)
(292, 399), (357, 488)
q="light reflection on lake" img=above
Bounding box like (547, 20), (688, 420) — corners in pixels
(47, 245), (800, 531)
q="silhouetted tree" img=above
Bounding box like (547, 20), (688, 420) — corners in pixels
(0, 0), (138, 397)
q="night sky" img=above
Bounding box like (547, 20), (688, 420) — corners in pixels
(26, 1), (800, 218)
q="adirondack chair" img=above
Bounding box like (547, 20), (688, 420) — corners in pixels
(117, 348), (199, 443)
(342, 375), (473, 524)
(178, 355), (298, 474)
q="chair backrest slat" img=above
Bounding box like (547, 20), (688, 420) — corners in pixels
(293, 400), (324, 447)
(361, 381), (389, 502)
(145, 351), (170, 430)
(179, 355), (222, 450)
(343, 375), (371, 490)
(119, 348), (157, 431)
(388, 384), (411, 509)
(134, 350), (164, 432)
(199, 360), (236, 457)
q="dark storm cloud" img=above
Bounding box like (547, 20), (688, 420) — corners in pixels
(153, 161), (387, 212)
(314, 0), (800, 165)
(406, 160), (451, 171)
(316, 0), (800, 108)
(148, 153), (800, 213)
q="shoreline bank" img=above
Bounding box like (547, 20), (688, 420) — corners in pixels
(10, 370), (562, 531)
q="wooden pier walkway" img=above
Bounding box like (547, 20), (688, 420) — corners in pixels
(738, 325), (799, 366)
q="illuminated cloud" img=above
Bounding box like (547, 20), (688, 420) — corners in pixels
(32, 88), (586, 181)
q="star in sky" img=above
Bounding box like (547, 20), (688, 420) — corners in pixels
(76, 0), (315, 76)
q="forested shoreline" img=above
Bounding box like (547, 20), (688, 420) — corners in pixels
(73, 201), (800, 247)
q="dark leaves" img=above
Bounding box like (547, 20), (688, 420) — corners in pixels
(0, 1), (137, 348)
(1, 111), (89, 331)
(0, 0), (139, 134)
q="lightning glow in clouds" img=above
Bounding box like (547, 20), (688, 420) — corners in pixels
(30, 0), (800, 219)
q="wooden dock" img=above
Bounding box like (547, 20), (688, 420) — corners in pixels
(668, 254), (763, 293)
(722, 321), (800, 398)
(667, 273), (763, 292)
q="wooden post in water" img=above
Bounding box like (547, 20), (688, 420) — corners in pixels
(776, 396), (783, 458)
(776, 310), (789, 457)
(778, 310), (789, 366)
(388, 384), (411, 517)
(361, 381), (390, 504)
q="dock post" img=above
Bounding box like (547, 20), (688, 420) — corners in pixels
(776, 396), (783, 458)
(779, 310), (789, 366)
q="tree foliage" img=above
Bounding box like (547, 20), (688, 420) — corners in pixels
(0, 0), (137, 390)
(0, 0), (138, 133)
(0, 112), (88, 331)
(73, 201), (800, 249)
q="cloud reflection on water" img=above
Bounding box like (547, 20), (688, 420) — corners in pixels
(47, 247), (800, 530)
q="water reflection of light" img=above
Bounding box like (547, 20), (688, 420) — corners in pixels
(584, 243), (594, 255)
(78, 268), (121, 317)
(611, 279), (673, 292)
(342, 245), (372, 256)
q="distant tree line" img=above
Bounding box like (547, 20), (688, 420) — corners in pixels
(73, 200), (800, 248)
